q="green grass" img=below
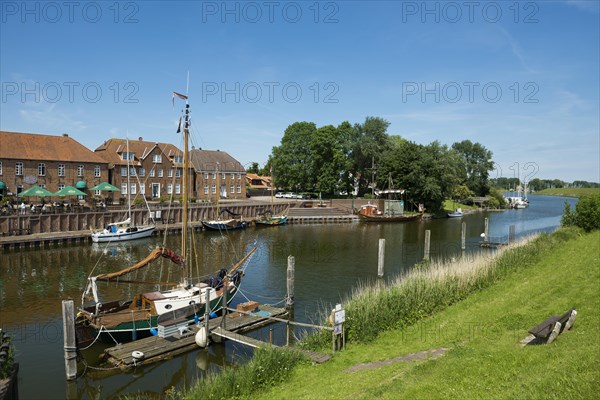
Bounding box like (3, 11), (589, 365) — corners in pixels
(536, 188), (600, 198)
(442, 199), (479, 213)
(249, 229), (600, 399)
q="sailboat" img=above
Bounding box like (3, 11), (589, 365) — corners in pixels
(357, 173), (423, 222)
(90, 139), (156, 243)
(255, 167), (287, 226)
(202, 163), (248, 230)
(77, 93), (256, 344)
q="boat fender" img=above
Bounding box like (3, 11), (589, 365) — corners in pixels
(149, 328), (158, 336)
(209, 311), (217, 319)
(195, 327), (208, 348)
(131, 350), (144, 360)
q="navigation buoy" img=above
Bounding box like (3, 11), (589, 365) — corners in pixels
(195, 327), (208, 348)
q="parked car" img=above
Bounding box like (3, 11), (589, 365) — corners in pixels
(284, 192), (295, 199)
(275, 192), (284, 198)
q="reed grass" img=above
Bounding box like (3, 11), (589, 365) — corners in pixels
(178, 347), (306, 400)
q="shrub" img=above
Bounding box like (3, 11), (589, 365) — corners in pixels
(575, 194), (600, 232)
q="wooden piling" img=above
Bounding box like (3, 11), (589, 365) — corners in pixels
(508, 224), (516, 244)
(286, 256), (295, 309)
(204, 287), (211, 346)
(62, 299), (77, 381)
(424, 230), (431, 261)
(484, 218), (489, 243)
(377, 238), (385, 277)
(461, 222), (466, 251)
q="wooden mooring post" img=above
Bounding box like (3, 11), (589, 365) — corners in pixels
(508, 224), (516, 244)
(377, 238), (385, 277)
(484, 218), (489, 243)
(62, 299), (77, 380)
(461, 222), (466, 251)
(424, 230), (431, 261)
(286, 256), (295, 309)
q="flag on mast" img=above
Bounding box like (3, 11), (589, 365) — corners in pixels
(172, 91), (188, 109)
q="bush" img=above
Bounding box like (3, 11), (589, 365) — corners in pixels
(575, 194), (600, 232)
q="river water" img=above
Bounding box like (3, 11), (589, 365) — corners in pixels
(0, 194), (576, 399)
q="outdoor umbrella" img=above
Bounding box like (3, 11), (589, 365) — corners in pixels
(18, 185), (54, 198)
(54, 186), (87, 197)
(89, 182), (120, 192)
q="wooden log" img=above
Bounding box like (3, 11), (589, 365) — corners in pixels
(62, 299), (77, 380)
(377, 238), (385, 277)
(286, 256), (295, 309)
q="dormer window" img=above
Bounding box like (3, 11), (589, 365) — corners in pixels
(122, 152), (135, 161)
(152, 154), (162, 163)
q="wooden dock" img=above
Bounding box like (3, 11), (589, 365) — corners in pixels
(102, 305), (288, 369)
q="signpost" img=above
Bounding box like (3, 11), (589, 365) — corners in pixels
(332, 303), (345, 352)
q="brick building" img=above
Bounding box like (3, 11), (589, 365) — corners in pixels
(189, 149), (246, 201)
(94, 137), (192, 201)
(0, 131), (109, 198)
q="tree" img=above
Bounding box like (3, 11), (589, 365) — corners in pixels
(452, 140), (494, 196)
(348, 117), (392, 196)
(575, 195), (600, 232)
(246, 162), (260, 174)
(271, 122), (318, 191)
(451, 185), (475, 201)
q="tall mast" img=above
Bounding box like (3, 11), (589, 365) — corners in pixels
(182, 102), (190, 280)
(216, 162), (220, 217)
(126, 136), (132, 223)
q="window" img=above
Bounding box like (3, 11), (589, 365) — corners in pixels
(204, 185), (209, 194)
(174, 155), (183, 163)
(139, 168), (145, 177)
(39, 184), (46, 188)
(175, 183), (181, 194)
(149, 169), (155, 177)
(212, 172), (216, 179)
(77, 165), (84, 177)
(94, 165), (101, 177)
(58, 164), (65, 177)
(121, 183), (128, 194)
(230, 185), (234, 193)
(38, 163), (46, 176)
(129, 167), (136, 177)
(204, 172), (208, 180)
(237, 173), (241, 180)
(139, 184), (145, 195)
(158, 169), (163, 177)
(122, 152), (135, 161)
(130, 183), (136, 195)
(58, 184), (65, 191)
(167, 184), (173, 194)
(222, 173), (226, 180)
(231, 173), (235, 179)
(211, 184), (216, 194)
(152, 154), (162, 163)
(94, 190), (101, 196)
(121, 167), (127, 176)
(176, 168), (182, 178)
(237, 185), (241, 193)
(168, 168), (173, 178)
(15, 162), (23, 176)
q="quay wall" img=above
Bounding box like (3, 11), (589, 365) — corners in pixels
(0, 202), (291, 236)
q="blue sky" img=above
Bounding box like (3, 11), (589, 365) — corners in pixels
(1, 0), (598, 182)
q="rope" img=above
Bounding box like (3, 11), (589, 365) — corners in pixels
(78, 325), (120, 351)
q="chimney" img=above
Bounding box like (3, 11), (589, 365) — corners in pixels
(62, 133), (69, 137)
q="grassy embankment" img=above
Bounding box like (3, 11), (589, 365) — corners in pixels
(442, 199), (479, 213)
(177, 228), (599, 399)
(536, 188), (600, 198)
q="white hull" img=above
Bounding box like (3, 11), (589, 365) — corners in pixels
(91, 225), (155, 243)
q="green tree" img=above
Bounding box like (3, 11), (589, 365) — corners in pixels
(271, 122), (318, 191)
(452, 140), (494, 196)
(246, 162), (260, 174)
(451, 185), (475, 201)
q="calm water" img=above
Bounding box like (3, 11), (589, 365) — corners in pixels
(0, 194), (576, 399)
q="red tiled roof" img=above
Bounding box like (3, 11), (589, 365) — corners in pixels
(0, 131), (108, 163)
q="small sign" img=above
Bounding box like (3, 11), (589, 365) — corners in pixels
(334, 309), (345, 325)
(334, 324), (343, 335)
(24, 176), (37, 184)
